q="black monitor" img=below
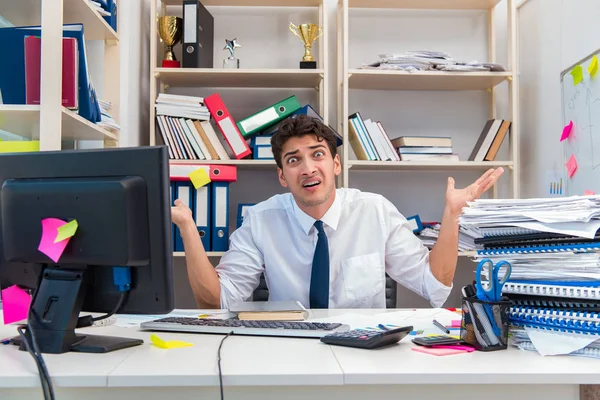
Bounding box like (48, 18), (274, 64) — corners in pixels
(0, 146), (175, 354)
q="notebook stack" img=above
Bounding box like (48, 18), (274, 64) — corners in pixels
(459, 194), (600, 358)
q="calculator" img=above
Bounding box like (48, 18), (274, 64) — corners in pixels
(319, 325), (413, 349)
(411, 335), (462, 347)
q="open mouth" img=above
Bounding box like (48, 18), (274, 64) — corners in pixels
(302, 180), (321, 188)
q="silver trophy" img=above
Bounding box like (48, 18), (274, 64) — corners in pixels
(223, 38), (241, 69)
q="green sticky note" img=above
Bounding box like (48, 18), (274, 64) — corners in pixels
(54, 219), (78, 243)
(589, 55), (599, 78)
(571, 65), (584, 86)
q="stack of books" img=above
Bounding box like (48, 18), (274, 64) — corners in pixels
(391, 136), (458, 161)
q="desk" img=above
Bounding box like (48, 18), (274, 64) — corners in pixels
(1, 309), (598, 400)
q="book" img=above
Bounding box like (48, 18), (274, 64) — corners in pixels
(391, 136), (452, 147)
(229, 300), (309, 321)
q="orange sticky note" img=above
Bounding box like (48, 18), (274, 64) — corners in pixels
(150, 333), (193, 349)
(560, 121), (573, 141)
(571, 65), (584, 86)
(584, 190), (595, 196)
(589, 55), (599, 78)
(1, 285), (31, 325)
(188, 167), (211, 189)
(55, 219), (78, 243)
(566, 154), (578, 178)
(38, 218), (70, 263)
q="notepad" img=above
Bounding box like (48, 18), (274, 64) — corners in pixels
(411, 346), (471, 356)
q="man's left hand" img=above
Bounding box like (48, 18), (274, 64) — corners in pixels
(445, 167), (505, 218)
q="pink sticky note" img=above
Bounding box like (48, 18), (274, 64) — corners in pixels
(560, 121), (573, 141)
(1, 285), (31, 325)
(411, 346), (471, 356)
(38, 218), (70, 263)
(566, 154), (578, 178)
(451, 320), (462, 328)
(585, 190), (596, 196)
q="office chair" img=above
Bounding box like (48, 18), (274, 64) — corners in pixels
(252, 273), (398, 308)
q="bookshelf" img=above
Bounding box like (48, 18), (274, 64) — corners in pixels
(0, 0), (120, 150)
(338, 0), (520, 199)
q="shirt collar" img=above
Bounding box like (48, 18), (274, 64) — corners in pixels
(292, 189), (342, 235)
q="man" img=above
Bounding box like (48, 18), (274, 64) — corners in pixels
(171, 115), (503, 309)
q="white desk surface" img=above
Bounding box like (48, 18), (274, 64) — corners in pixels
(1, 308), (600, 392)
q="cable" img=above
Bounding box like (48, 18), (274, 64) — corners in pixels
(217, 331), (234, 400)
(29, 309), (55, 400)
(17, 324), (55, 400)
(77, 282), (129, 328)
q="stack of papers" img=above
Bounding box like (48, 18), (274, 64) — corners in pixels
(360, 50), (506, 72)
(416, 223), (479, 252)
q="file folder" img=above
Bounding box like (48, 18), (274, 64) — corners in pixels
(236, 95), (301, 138)
(204, 93), (251, 159)
(174, 181), (195, 252)
(237, 203), (255, 228)
(195, 183), (211, 250)
(211, 181), (230, 251)
(182, 0), (214, 68)
(170, 163), (237, 182)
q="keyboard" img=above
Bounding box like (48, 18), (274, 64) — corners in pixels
(140, 317), (351, 338)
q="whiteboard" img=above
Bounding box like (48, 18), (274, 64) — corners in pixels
(560, 47), (600, 196)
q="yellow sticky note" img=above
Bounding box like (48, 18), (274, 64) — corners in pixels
(188, 167), (211, 189)
(589, 55), (599, 78)
(54, 219), (78, 243)
(571, 65), (584, 86)
(150, 334), (193, 349)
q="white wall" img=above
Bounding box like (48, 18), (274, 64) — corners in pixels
(518, 0), (600, 198)
(118, 1), (513, 308)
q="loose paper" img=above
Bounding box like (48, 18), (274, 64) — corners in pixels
(1, 285), (31, 325)
(150, 333), (193, 349)
(571, 65), (584, 86)
(524, 327), (597, 356)
(566, 154), (578, 178)
(560, 121), (573, 141)
(189, 167), (211, 189)
(55, 219), (78, 243)
(589, 55), (599, 78)
(38, 218), (70, 263)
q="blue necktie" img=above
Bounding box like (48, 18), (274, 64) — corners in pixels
(309, 220), (329, 309)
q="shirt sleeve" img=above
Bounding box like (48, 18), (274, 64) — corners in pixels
(381, 197), (452, 308)
(215, 210), (265, 309)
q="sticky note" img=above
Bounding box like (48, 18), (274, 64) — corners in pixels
(38, 218), (70, 263)
(589, 55), (599, 78)
(1, 285), (31, 325)
(55, 219), (78, 243)
(188, 167), (211, 189)
(584, 190), (596, 196)
(571, 65), (584, 86)
(560, 121), (573, 141)
(411, 346), (470, 356)
(566, 154), (578, 178)
(451, 320), (462, 328)
(150, 333), (193, 349)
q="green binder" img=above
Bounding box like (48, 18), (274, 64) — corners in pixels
(236, 95), (301, 138)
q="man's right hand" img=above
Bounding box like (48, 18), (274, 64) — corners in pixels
(171, 198), (194, 228)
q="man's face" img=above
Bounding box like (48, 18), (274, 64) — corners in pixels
(277, 134), (341, 209)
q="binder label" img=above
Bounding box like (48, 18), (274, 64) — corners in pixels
(220, 117), (248, 155)
(240, 108), (279, 133)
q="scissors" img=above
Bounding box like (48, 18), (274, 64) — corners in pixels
(475, 258), (512, 302)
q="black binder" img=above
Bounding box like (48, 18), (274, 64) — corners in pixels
(182, 0), (214, 68)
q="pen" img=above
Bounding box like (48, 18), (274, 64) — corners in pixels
(432, 319), (450, 334)
(377, 324), (389, 331)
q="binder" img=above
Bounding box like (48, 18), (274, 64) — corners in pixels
(499, 281), (600, 300)
(170, 181), (176, 250)
(253, 145), (273, 160)
(195, 183), (211, 250)
(509, 310), (600, 335)
(510, 306), (600, 323)
(507, 294), (600, 311)
(102, 0), (118, 32)
(182, 0), (214, 68)
(211, 182), (229, 251)
(204, 93), (251, 159)
(236, 95), (301, 138)
(170, 163), (237, 182)
(174, 181), (195, 252)
(476, 242), (600, 255)
(237, 203), (255, 229)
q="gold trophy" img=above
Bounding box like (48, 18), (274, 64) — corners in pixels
(289, 23), (323, 69)
(158, 16), (183, 68)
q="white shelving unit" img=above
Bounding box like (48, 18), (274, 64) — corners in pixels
(0, 0), (120, 150)
(338, 0), (519, 199)
(150, 0), (329, 257)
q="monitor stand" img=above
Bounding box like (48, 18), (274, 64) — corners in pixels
(11, 266), (143, 354)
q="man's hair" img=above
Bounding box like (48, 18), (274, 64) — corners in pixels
(270, 114), (338, 169)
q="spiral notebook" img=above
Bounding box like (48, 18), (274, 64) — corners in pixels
(476, 242), (600, 255)
(507, 294), (600, 311)
(510, 306), (600, 323)
(509, 310), (600, 335)
(499, 281), (600, 300)
(479, 226), (540, 237)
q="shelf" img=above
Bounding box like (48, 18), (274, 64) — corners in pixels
(347, 160), (513, 171)
(156, 68), (324, 89)
(0, 105), (118, 141)
(169, 159), (276, 169)
(348, 70), (511, 91)
(174, 252), (225, 257)
(346, 0), (502, 9)
(163, 0), (321, 6)
(1, 0), (118, 41)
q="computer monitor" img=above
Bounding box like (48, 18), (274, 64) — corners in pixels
(0, 146), (175, 354)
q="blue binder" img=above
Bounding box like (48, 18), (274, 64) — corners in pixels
(174, 181), (195, 252)
(194, 182), (211, 251)
(211, 182), (229, 252)
(236, 203), (255, 229)
(170, 181), (176, 252)
(102, 0), (118, 32)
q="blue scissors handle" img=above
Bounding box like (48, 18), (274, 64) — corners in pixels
(475, 259), (512, 301)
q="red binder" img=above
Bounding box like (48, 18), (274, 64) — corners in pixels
(169, 163), (237, 182)
(204, 93), (251, 159)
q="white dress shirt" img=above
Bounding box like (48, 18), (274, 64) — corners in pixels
(216, 188), (452, 309)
